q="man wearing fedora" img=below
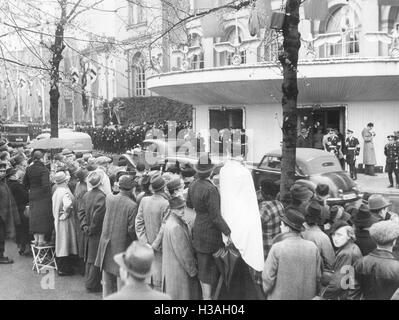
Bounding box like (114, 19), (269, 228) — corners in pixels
(351, 204), (379, 256)
(87, 156), (113, 196)
(162, 194), (200, 300)
(135, 175), (170, 292)
(187, 154), (232, 300)
(105, 241), (171, 300)
(95, 175), (138, 298)
(384, 134), (399, 188)
(302, 201), (335, 273)
(351, 221), (399, 300)
(262, 206), (322, 300)
(368, 194), (399, 224)
(78, 171), (106, 292)
(345, 129), (360, 180)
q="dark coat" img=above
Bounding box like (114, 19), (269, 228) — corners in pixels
(322, 241), (363, 300)
(355, 229), (376, 256)
(162, 213), (200, 300)
(7, 179), (29, 245)
(77, 188), (106, 264)
(23, 161), (53, 234)
(297, 135), (312, 148)
(7, 179), (29, 218)
(95, 193), (138, 276)
(0, 179), (20, 239)
(73, 181), (88, 259)
(352, 249), (399, 300)
(186, 179), (231, 254)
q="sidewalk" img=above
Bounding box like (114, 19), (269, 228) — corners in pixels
(356, 173), (399, 195)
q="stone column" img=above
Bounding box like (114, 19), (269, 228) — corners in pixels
(360, 0), (379, 57)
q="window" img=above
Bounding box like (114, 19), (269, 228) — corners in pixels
(259, 156), (282, 171)
(320, 5), (360, 58)
(189, 33), (204, 70)
(262, 30), (281, 62)
(219, 27), (247, 66)
(132, 52), (146, 96)
(128, 0), (146, 25)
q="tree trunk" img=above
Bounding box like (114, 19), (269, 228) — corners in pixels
(49, 23), (65, 138)
(279, 0), (301, 204)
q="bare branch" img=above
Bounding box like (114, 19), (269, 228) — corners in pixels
(67, 0), (105, 23)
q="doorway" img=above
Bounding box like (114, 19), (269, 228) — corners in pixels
(297, 105), (347, 148)
(209, 108), (244, 131)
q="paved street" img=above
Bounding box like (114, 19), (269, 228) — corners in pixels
(356, 173), (399, 212)
(0, 241), (101, 300)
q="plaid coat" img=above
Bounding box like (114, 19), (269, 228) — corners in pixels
(187, 178), (230, 254)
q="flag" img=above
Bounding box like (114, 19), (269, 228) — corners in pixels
(303, 0), (329, 21)
(71, 67), (79, 85)
(201, 12), (225, 38)
(89, 63), (97, 84)
(256, 0), (272, 28)
(19, 78), (26, 88)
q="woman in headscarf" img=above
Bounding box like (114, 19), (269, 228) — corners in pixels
(321, 221), (362, 300)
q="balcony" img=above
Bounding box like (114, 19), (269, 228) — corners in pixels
(148, 56), (399, 106)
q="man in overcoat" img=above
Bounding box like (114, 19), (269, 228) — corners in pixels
(95, 175), (138, 298)
(0, 163), (20, 264)
(262, 207), (322, 300)
(351, 221), (399, 300)
(362, 123), (377, 176)
(135, 175), (170, 292)
(78, 171), (106, 292)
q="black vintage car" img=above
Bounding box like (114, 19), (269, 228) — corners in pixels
(252, 148), (360, 205)
(1, 123), (30, 147)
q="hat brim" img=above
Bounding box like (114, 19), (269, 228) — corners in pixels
(152, 182), (166, 192)
(114, 252), (151, 280)
(281, 215), (303, 231)
(194, 164), (215, 174)
(353, 215), (380, 228)
(89, 180), (102, 189)
(55, 177), (69, 185)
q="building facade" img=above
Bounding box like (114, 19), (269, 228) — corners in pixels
(147, 0), (399, 167)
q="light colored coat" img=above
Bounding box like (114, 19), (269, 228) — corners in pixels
(162, 213), (200, 300)
(135, 193), (170, 288)
(262, 232), (322, 300)
(95, 193), (138, 276)
(52, 185), (78, 257)
(362, 128), (376, 165)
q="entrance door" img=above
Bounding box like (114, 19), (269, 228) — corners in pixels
(209, 108), (243, 131)
(297, 106), (346, 148)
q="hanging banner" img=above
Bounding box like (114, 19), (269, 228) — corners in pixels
(303, 0), (329, 21)
(255, 0), (273, 28)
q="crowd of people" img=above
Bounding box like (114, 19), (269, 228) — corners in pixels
(1, 135), (399, 300)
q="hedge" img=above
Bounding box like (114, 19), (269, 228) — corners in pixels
(104, 96), (193, 126)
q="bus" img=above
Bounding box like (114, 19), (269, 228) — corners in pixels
(1, 123), (30, 147)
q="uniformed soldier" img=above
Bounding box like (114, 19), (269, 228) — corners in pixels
(345, 129), (360, 180)
(324, 128), (342, 159)
(384, 134), (399, 188)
